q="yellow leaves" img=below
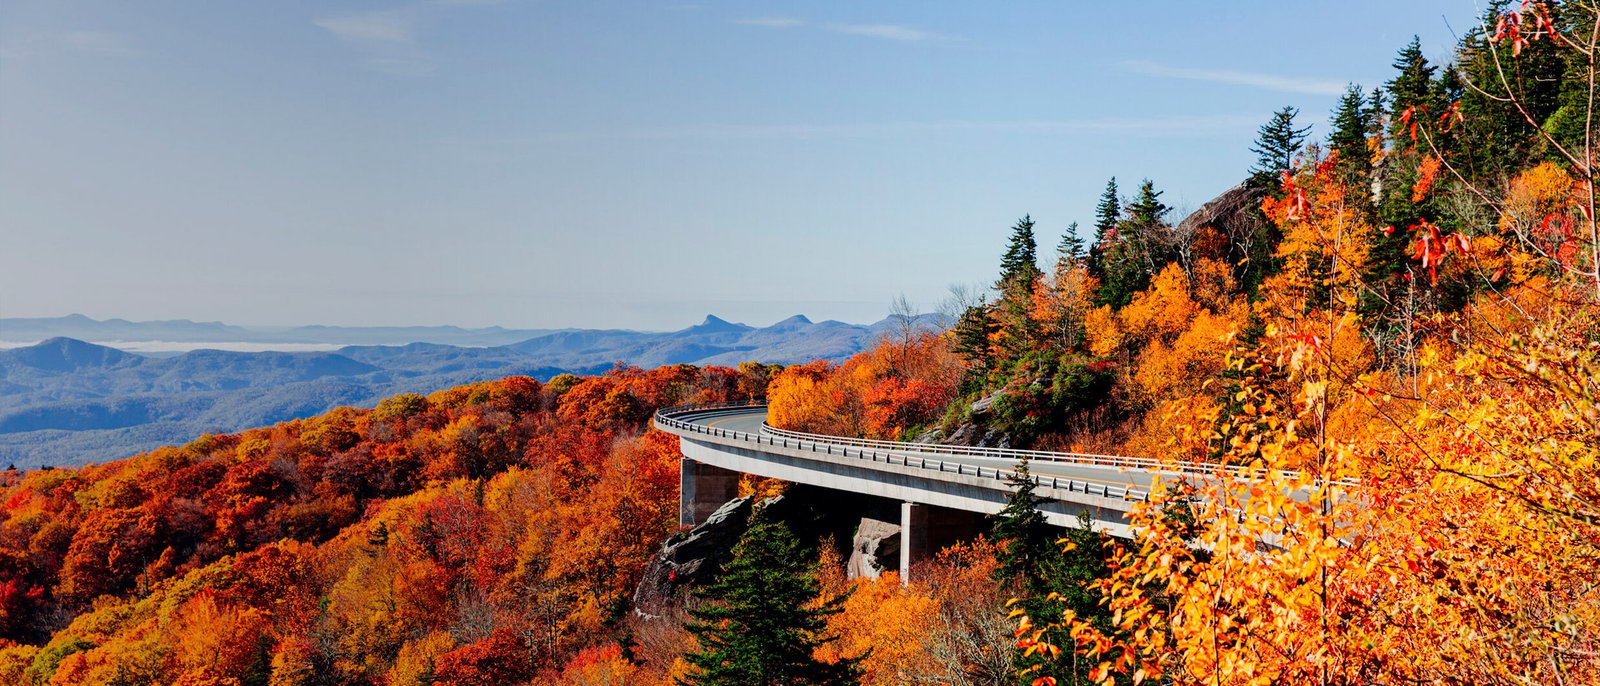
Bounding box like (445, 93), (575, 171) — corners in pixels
(1084, 305), (1123, 359)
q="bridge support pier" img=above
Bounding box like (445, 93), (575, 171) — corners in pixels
(899, 502), (983, 582)
(681, 459), (741, 527)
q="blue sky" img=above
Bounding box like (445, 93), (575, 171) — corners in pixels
(1, 1), (1478, 330)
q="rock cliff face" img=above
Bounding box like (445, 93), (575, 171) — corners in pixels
(846, 516), (901, 580)
(632, 485), (900, 615)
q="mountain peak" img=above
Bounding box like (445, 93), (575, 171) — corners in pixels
(682, 315), (751, 335)
(770, 314), (814, 330)
(3, 337), (142, 372)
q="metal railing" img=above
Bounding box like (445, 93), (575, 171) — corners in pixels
(653, 403), (1150, 502)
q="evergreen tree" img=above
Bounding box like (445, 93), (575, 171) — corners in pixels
(992, 459), (1053, 588)
(951, 304), (999, 389)
(992, 464), (1115, 685)
(1329, 85), (1371, 175)
(678, 511), (860, 686)
(1086, 178), (1120, 281)
(998, 214), (1041, 290)
(1386, 36), (1438, 146)
(1096, 179), (1172, 308)
(1249, 106), (1312, 188)
(1057, 221), (1086, 266)
(1451, 2), (1568, 179)
(1124, 179), (1170, 228)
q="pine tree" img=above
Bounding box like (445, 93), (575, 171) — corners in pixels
(951, 304), (999, 388)
(1086, 178), (1119, 281)
(1329, 85), (1370, 174)
(1097, 179), (1171, 308)
(1386, 36), (1438, 146)
(1057, 221), (1085, 267)
(1124, 179), (1169, 227)
(998, 215), (1041, 290)
(1249, 106), (1312, 187)
(995, 215), (1042, 356)
(992, 464), (1115, 685)
(678, 511), (860, 686)
(992, 459), (1053, 588)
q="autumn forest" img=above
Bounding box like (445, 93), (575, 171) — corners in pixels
(5, 1), (1600, 685)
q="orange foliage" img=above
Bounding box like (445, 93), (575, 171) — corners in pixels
(767, 332), (962, 440)
(0, 363), (761, 684)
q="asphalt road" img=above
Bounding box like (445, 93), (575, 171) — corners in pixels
(688, 407), (1160, 495)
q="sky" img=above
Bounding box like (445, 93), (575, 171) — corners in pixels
(1, 1), (1482, 331)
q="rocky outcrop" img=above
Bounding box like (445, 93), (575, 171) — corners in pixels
(941, 390), (1018, 449)
(1174, 181), (1267, 241)
(633, 497), (754, 616)
(847, 517), (901, 580)
(633, 485), (900, 616)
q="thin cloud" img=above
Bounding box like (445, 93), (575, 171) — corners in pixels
(313, 10), (415, 44)
(827, 23), (943, 42)
(313, 6), (471, 76)
(1122, 60), (1345, 96)
(450, 115), (1262, 145)
(734, 17), (806, 28)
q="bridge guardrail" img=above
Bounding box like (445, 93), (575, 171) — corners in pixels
(654, 403), (1151, 502)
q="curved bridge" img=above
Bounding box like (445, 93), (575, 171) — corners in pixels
(654, 402), (1188, 578)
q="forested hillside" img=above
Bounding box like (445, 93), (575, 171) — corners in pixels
(761, 1), (1600, 683)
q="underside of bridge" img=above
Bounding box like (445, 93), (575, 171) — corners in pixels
(681, 456), (1013, 581)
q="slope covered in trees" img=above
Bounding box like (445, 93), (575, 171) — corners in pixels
(765, 2), (1600, 683)
(0, 364), (771, 684)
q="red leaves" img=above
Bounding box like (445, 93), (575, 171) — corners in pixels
(1412, 155), (1443, 202)
(1398, 106), (1422, 143)
(1492, 2), (1563, 55)
(1402, 219), (1473, 285)
(1438, 101), (1464, 133)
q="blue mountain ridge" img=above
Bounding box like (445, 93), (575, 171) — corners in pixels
(0, 313), (944, 468)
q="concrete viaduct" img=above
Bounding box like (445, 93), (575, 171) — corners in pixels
(655, 403), (1184, 580)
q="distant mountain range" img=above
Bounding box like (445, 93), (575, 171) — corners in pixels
(0, 313), (942, 468)
(1, 313), (563, 348)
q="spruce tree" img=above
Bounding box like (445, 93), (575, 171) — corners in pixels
(678, 511), (860, 686)
(1124, 179), (1170, 227)
(992, 464), (1115, 686)
(1057, 221), (1085, 266)
(951, 304), (999, 388)
(1386, 36), (1438, 146)
(1086, 178), (1119, 281)
(1329, 85), (1370, 173)
(1249, 106), (1312, 188)
(996, 215), (1042, 356)
(992, 459), (1053, 588)
(998, 215), (1041, 290)
(1097, 180), (1171, 308)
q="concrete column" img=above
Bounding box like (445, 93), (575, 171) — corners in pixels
(900, 501), (986, 582)
(680, 458), (741, 527)
(900, 502), (930, 582)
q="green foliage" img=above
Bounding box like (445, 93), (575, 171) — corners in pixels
(992, 469), (1115, 685)
(1097, 179), (1171, 308)
(1057, 221), (1086, 267)
(991, 460), (1052, 588)
(999, 215), (1042, 291)
(1087, 178), (1120, 282)
(1329, 84), (1374, 188)
(373, 393), (429, 422)
(1387, 36), (1439, 145)
(989, 354), (1116, 438)
(25, 635), (93, 685)
(1250, 106), (1312, 188)
(678, 511), (860, 686)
